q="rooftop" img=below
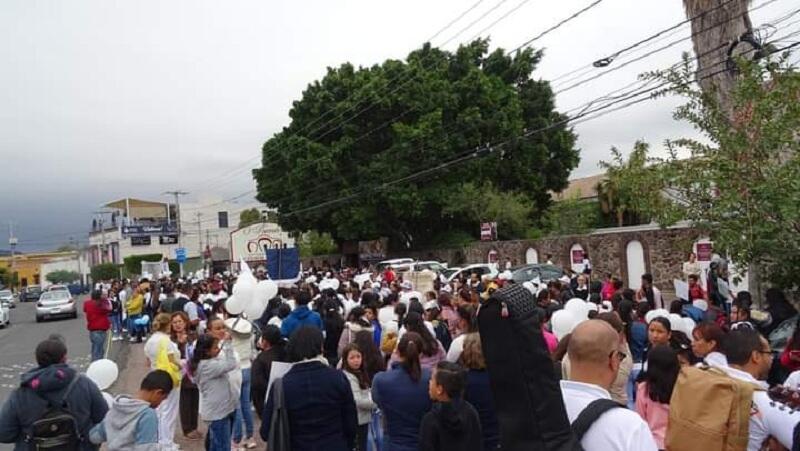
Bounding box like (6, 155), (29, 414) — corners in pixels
(552, 173), (606, 201)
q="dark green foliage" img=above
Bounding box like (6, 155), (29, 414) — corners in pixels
(254, 39), (579, 249)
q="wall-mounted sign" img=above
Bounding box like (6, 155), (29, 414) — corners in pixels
(230, 223), (295, 262)
(122, 223), (178, 238)
(696, 242), (713, 262)
(480, 222), (497, 241)
(159, 235), (179, 245)
(131, 236), (152, 246)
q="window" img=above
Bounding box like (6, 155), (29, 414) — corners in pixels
(218, 211), (229, 229)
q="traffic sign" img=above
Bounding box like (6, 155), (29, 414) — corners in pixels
(175, 247), (187, 264)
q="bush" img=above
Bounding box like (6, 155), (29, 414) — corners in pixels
(91, 263), (119, 282)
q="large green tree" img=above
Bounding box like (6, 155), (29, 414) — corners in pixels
(45, 270), (80, 284)
(238, 208), (264, 229)
(254, 39), (579, 248)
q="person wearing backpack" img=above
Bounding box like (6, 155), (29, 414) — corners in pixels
(560, 320), (658, 450)
(0, 337), (108, 450)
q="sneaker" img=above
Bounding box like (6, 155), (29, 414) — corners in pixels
(112, 336), (122, 342)
(128, 337), (137, 343)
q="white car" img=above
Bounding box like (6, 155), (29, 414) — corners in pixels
(36, 290), (78, 322)
(376, 258), (414, 272)
(0, 290), (15, 308)
(0, 298), (9, 327)
(393, 261), (449, 274)
(444, 264), (500, 283)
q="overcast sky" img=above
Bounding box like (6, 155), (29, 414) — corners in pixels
(0, 0), (792, 251)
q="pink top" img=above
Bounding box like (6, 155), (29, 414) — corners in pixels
(635, 382), (669, 449)
(542, 328), (558, 354)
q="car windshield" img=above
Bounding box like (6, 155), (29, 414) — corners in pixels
(50, 286), (68, 291)
(28, 286), (41, 291)
(442, 268), (460, 279)
(39, 291), (69, 301)
(0, 290), (11, 297)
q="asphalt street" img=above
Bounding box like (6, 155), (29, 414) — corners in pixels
(0, 296), (128, 451)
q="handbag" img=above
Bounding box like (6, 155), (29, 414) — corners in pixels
(268, 377), (291, 451)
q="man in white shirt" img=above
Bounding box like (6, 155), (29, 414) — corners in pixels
(560, 320), (658, 451)
(721, 329), (800, 450)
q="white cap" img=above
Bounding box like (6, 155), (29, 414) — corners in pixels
(424, 301), (439, 311)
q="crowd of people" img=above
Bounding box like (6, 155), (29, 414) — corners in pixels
(2, 253), (800, 450)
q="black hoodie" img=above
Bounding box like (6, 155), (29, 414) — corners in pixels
(0, 364), (108, 450)
(419, 399), (483, 451)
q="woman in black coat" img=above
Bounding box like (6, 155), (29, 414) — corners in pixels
(260, 326), (357, 451)
(251, 325), (287, 420)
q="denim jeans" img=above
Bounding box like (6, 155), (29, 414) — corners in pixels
(109, 313), (123, 336)
(89, 330), (107, 361)
(233, 367), (254, 442)
(128, 314), (142, 340)
(207, 411), (234, 451)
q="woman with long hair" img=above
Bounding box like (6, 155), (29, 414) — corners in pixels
(353, 330), (385, 383)
(635, 345), (680, 449)
(170, 311), (201, 441)
(193, 333), (238, 451)
(691, 322), (727, 367)
(144, 313), (181, 449)
(341, 344), (376, 451)
(338, 306), (374, 358)
(372, 332), (433, 451)
(391, 312), (445, 369)
(438, 292), (459, 338)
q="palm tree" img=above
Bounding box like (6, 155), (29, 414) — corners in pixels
(682, 0), (753, 118)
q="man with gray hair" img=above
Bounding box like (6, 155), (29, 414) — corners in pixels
(560, 320), (657, 450)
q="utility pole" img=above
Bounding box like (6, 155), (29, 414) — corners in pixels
(7, 221), (16, 259)
(93, 211), (113, 265)
(70, 236), (83, 287)
(162, 191), (189, 276)
(196, 212), (203, 256)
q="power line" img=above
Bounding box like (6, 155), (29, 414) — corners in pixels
(467, 0), (534, 42)
(509, 0), (606, 54)
(439, 0), (510, 48)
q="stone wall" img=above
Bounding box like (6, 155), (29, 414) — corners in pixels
(393, 225), (702, 293)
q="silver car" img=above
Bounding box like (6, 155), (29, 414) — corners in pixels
(0, 298), (9, 327)
(0, 290), (15, 308)
(36, 290), (78, 322)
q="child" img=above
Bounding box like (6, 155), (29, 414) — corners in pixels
(192, 333), (238, 451)
(89, 369), (174, 450)
(419, 361), (482, 451)
(341, 344), (376, 451)
(635, 345), (679, 449)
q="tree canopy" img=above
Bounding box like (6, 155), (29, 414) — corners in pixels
(254, 39), (579, 248)
(238, 208), (264, 229)
(45, 270), (80, 284)
(616, 55), (800, 288)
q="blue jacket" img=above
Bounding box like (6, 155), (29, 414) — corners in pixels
(630, 322), (648, 363)
(280, 305), (324, 338)
(372, 363), (432, 451)
(261, 360), (357, 451)
(0, 364), (108, 450)
(464, 370), (499, 451)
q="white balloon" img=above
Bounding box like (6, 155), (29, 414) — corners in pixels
(565, 298), (589, 320)
(232, 267), (258, 308)
(551, 310), (578, 340)
(247, 280), (277, 319)
(225, 295), (245, 315)
(86, 359), (118, 391)
(682, 317), (697, 339)
(668, 314), (683, 333)
(329, 278), (340, 290)
(645, 308), (670, 325)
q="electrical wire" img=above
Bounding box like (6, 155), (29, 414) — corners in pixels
(509, 0), (606, 54)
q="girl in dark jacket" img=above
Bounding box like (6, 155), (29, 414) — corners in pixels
(251, 325), (287, 420)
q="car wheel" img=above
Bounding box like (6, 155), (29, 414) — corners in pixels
(71, 312), (78, 319)
(36, 316), (42, 323)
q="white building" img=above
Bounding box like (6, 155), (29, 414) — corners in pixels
(40, 252), (90, 288)
(87, 196), (276, 271)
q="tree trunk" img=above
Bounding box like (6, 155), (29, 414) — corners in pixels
(683, 0), (753, 119)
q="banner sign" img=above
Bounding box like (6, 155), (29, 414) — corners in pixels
(480, 222), (497, 241)
(159, 235), (179, 245)
(231, 223), (295, 263)
(358, 238), (388, 261)
(130, 236), (151, 246)
(265, 247), (301, 281)
(696, 242), (713, 262)
(121, 223), (178, 238)
(571, 249), (584, 264)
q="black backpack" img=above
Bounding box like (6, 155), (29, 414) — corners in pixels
(570, 398), (624, 443)
(26, 375), (82, 451)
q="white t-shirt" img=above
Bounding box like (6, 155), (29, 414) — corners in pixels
(143, 332), (179, 370)
(783, 370), (800, 389)
(378, 306), (396, 331)
(184, 301), (199, 322)
(560, 380), (658, 451)
(721, 366), (800, 451)
(446, 334), (467, 363)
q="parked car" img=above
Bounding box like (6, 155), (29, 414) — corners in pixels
(376, 258), (414, 272)
(20, 285), (42, 302)
(393, 260), (449, 274)
(0, 298), (9, 327)
(0, 290), (15, 309)
(510, 264), (565, 285)
(444, 264), (499, 283)
(36, 290), (77, 322)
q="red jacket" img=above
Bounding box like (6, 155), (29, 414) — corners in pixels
(84, 299), (111, 331)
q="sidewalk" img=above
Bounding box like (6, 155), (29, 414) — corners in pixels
(113, 341), (265, 450)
